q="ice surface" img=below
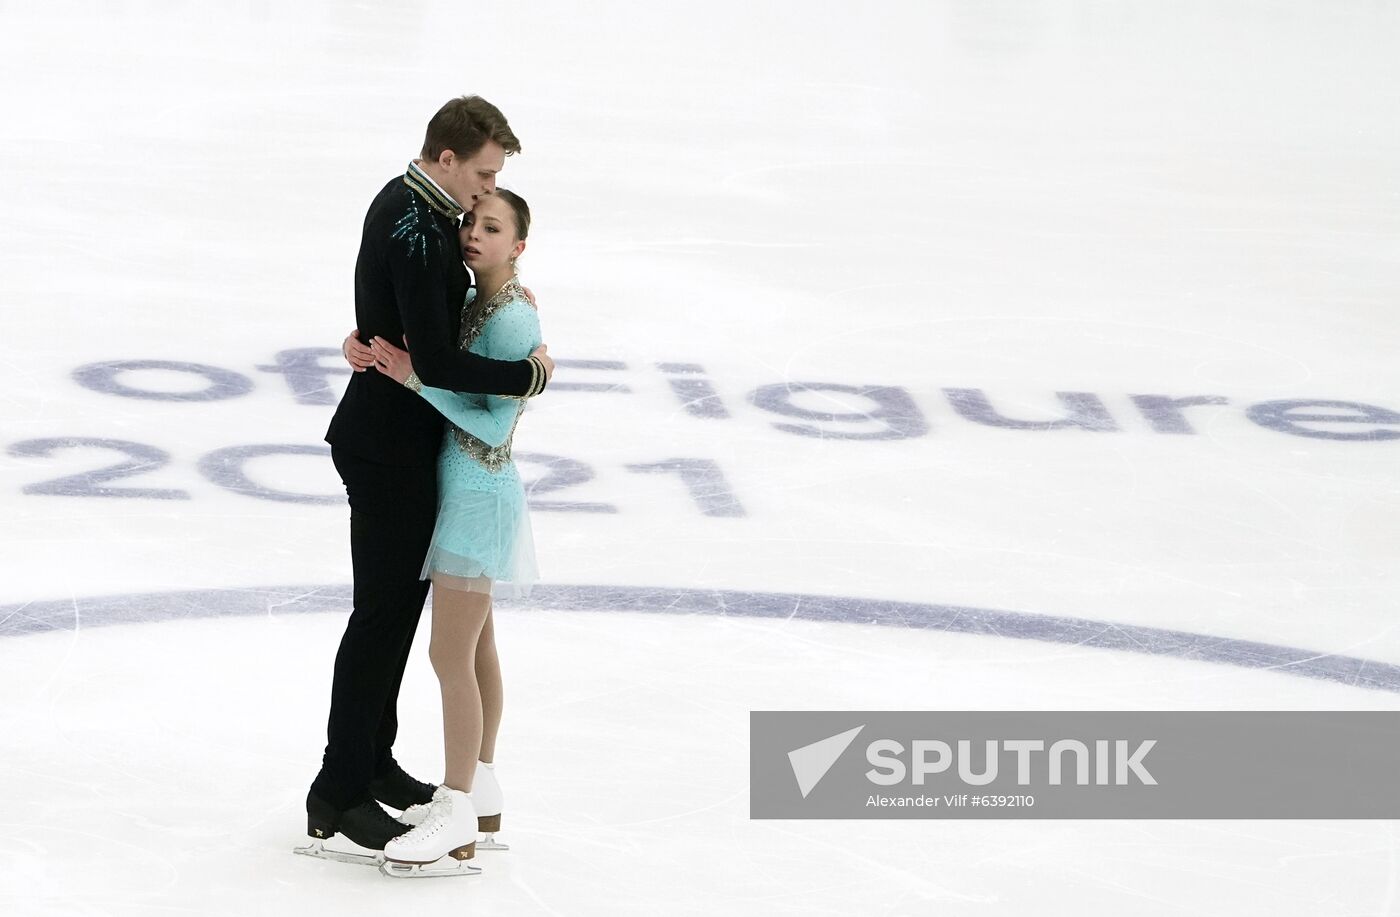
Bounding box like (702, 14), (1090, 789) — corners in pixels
(1, 1), (1398, 914)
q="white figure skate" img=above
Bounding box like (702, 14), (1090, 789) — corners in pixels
(401, 761), (508, 851)
(472, 762), (509, 851)
(380, 786), (481, 879)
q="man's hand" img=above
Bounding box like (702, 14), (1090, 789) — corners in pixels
(343, 329), (374, 372)
(521, 285), (538, 308)
(531, 344), (554, 384)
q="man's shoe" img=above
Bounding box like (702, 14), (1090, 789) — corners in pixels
(305, 790), (411, 850)
(369, 759), (436, 811)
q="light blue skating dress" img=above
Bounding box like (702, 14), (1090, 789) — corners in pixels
(407, 277), (541, 597)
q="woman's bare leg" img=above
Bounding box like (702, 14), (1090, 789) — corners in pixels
(476, 605), (503, 763)
(428, 580), (492, 792)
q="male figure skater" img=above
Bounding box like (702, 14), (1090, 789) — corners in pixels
(306, 96), (552, 855)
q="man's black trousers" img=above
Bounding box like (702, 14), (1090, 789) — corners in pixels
(310, 447), (437, 810)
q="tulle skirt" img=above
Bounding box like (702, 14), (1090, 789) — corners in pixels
(421, 461), (538, 599)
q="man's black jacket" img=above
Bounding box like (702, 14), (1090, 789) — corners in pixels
(326, 173), (538, 466)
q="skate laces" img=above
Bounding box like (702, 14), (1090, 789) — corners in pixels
(400, 790), (454, 842)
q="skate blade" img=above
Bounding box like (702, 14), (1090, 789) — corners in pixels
(380, 857), (483, 879)
(478, 833), (510, 851)
(293, 839), (385, 867)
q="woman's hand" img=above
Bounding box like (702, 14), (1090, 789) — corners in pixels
(370, 335), (414, 385)
(343, 329), (374, 372)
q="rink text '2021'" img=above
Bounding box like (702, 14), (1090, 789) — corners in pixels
(7, 351), (1398, 507)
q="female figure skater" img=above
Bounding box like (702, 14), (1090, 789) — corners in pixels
(363, 189), (540, 873)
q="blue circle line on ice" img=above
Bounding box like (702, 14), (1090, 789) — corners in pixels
(1, 583), (1395, 694)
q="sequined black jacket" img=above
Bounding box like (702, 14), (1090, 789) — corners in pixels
(326, 173), (538, 466)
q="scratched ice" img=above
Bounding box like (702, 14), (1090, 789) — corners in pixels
(1, 2), (1398, 915)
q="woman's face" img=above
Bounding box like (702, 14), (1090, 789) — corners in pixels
(460, 195), (522, 273)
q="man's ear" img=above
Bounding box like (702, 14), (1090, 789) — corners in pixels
(438, 149), (456, 169)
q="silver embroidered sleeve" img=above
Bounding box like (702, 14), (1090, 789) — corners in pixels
(404, 371), (423, 393)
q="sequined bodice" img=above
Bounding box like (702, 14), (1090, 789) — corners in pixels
(450, 278), (533, 472)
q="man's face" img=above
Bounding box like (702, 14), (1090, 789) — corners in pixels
(440, 139), (506, 209)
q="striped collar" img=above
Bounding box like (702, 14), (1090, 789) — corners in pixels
(403, 160), (464, 219)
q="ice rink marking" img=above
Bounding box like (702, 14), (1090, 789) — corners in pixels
(2, 584), (1397, 694)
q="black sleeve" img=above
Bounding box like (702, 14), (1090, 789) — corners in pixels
(387, 221), (537, 397)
